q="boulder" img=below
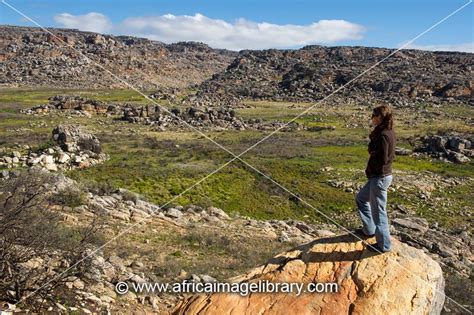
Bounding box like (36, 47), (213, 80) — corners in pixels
(207, 206), (230, 220)
(172, 233), (445, 315)
(395, 147), (412, 156)
(52, 124), (102, 154)
(44, 162), (58, 171)
(448, 150), (470, 163)
(165, 208), (183, 218)
(57, 152), (70, 164)
(41, 155), (54, 165)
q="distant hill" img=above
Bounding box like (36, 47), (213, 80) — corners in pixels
(0, 25), (237, 89)
(191, 45), (473, 106)
(1, 25), (472, 106)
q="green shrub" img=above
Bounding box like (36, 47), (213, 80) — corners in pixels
(81, 179), (118, 195)
(49, 186), (87, 208)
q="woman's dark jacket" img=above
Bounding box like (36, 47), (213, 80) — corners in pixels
(365, 127), (396, 178)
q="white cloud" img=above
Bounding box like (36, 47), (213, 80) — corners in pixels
(119, 14), (365, 50)
(403, 42), (474, 53)
(54, 12), (113, 33)
(54, 12), (365, 50)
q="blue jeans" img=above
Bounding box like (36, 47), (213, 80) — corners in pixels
(355, 175), (393, 251)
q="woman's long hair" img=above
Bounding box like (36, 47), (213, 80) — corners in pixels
(369, 105), (394, 140)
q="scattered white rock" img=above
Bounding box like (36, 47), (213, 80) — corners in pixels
(57, 152), (70, 164)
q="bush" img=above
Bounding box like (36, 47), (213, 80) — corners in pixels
(80, 179), (117, 196)
(196, 196), (213, 209)
(49, 186), (87, 208)
(120, 189), (140, 203)
(0, 169), (104, 308)
(32, 139), (56, 154)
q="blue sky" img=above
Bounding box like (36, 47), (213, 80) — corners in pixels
(1, 0), (473, 51)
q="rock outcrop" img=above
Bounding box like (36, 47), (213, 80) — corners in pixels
(21, 95), (122, 116)
(52, 124), (102, 154)
(415, 133), (473, 163)
(19, 94), (307, 132)
(121, 104), (244, 130)
(121, 104), (306, 131)
(172, 234), (445, 315)
(0, 125), (108, 171)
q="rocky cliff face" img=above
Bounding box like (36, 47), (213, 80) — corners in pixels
(192, 46), (473, 106)
(172, 234), (445, 315)
(0, 25), (237, 89)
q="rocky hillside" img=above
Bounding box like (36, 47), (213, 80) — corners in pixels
(191, 46), (473, 106)
(0, 25), (237, 89)
(2, 25), (472, 107)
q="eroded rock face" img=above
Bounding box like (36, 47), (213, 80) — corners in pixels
(172, 234), (445, 315)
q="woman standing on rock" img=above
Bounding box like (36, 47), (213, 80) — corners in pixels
(355, 104), (396, 253)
